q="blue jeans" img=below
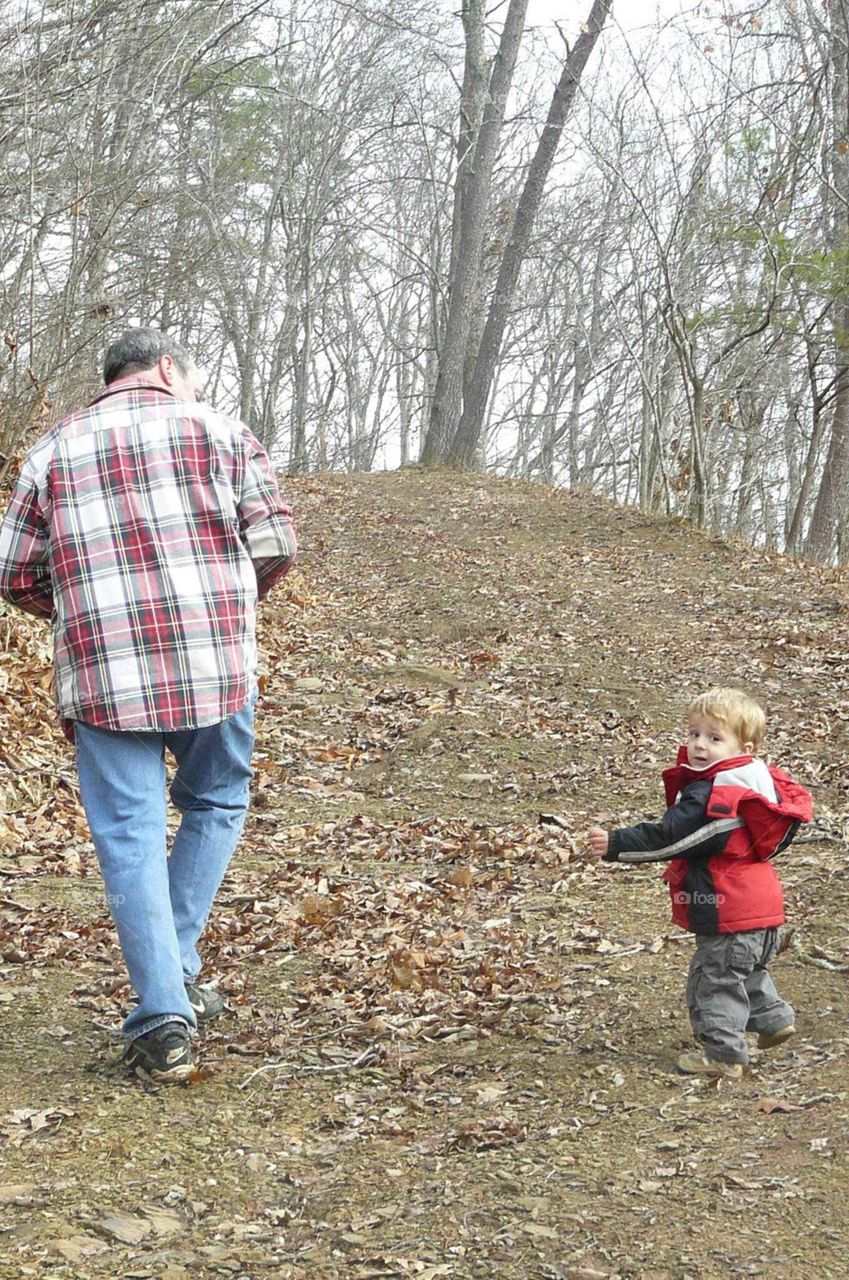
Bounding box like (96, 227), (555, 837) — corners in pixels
(74, 691), (256, 1042)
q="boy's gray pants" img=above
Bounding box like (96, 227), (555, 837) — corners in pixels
(687, 927), (794, 1065)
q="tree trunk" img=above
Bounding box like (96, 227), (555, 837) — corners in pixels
(689, 378), (708, 527)
(446, 0), (612, 470)
(289, 236), (314, 472)
(420, 0), (529, 465)
(805, 3), (849, 563)
(787, 387), (825, 556)
(804, 313), (849, 561)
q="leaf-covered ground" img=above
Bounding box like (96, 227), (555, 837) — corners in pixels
(1, 468), (848, 1280)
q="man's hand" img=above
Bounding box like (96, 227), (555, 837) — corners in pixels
(587, 827), (610, 859)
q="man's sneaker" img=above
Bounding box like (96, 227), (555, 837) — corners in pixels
(677, 1049), (744, 1080)
(185, 981), (225, 1024)
(125, 1021), (194, 1083)
(757, 1023), (795, 1050)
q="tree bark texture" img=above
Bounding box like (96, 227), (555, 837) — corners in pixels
(805, 0), (849, 563)
(420, 0), (529, 466)
(445, 0), (613, 470)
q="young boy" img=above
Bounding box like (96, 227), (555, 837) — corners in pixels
(588, 688), (812, 1079)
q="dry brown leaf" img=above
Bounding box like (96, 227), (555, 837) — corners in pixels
(468, 650), (499, 665)
(93, 1212), (152, 1245)
(50, 1236), (109, 1263)
(0, 1183), (36, 1203)
(755, 1096), (804, 1114)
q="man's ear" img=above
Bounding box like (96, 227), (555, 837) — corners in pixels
(159, 353), (176, 385)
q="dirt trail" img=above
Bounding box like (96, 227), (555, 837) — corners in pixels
(1, 469), (848, 1279)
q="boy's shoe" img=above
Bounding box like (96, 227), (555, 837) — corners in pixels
(125, 1021), (195, 1083)
(757, 1023), (795, 1050)
(676, 1050), (744, 1080)
(185, 981), (225, 1024)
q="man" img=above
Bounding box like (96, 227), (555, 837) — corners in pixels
(0, 328), (296, 1082)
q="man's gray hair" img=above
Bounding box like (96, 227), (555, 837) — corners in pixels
(103, 328), (193, 385)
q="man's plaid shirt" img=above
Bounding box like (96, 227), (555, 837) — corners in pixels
(0, 384), (296, 743)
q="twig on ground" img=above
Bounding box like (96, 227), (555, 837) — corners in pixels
(238, 1042), (382, 1089)
(790, 931), (849, 971)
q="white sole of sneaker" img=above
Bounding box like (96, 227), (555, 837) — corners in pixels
(758, 1026), (795, 1050)
(134, 1061), (196, 1084)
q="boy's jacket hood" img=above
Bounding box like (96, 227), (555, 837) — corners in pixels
(663, 747), (813, 864)
(663, 748), (755, 807)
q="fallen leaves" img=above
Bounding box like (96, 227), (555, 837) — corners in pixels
(92, 1212), (151, 1246)
(445, 1119), (527, 1153)
(50, 1235), (109, 1263)
(1, 470), (849, 1278)
(195, 819), (615, 1075)
(474, 1083), (508, 1105)
(521, 1220), (559, 1239)
(0, 1182), (36, 1203)
(755, 1093), (835, 1114)
(90, 1204), (184, 1245)
(346, 1262), (451, 1280)
(0, 1104), (75, 1145)
(1, 896), (109, 967)
(756, 1096), (804, 1115)
(467, 650), (500, 666)
(296, 889), (345, 927)
(564, 1269), (622, 1280)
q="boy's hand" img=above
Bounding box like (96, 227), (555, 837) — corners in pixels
(587, 827), (610, 859)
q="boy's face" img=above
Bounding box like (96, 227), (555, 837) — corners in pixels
(686, 713), (752, 768)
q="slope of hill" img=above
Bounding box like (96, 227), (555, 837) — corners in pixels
(1, 469), (848, 1280)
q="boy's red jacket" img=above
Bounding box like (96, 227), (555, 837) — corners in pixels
(605, 751), (813, 934)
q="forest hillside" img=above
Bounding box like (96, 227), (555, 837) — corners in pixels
(6, 0), (849, 561)
(0, 469), (848, 1279)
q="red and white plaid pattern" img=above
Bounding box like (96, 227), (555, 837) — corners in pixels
(0, 384), (296, 743)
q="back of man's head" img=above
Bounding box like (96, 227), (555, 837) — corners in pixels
(103, 328), (192, 385)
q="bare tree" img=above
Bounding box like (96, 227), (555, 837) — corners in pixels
(804, 0), (849, 562)
(444, 0), (613, 469)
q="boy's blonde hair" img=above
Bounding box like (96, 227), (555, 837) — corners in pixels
(687, 687), (766, 752)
